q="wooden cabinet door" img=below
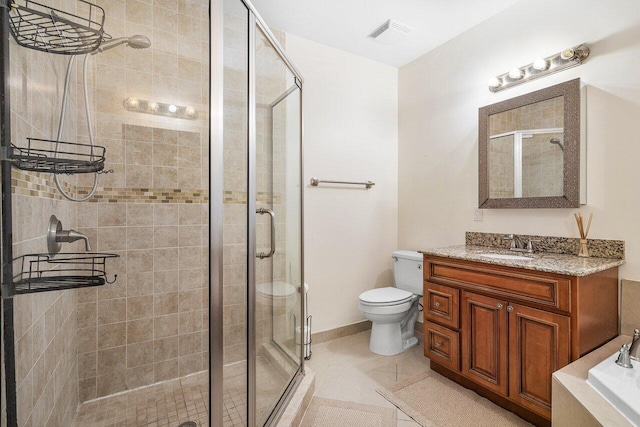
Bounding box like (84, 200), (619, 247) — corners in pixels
(508, 303), (570, 418)
(424, 321), (460, 371)
(424, 283), (459, 329)
(461, 291), (508, 396)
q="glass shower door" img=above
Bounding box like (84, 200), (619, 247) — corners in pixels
(253, 26), (302, 426)
(215, 1), (303, 424)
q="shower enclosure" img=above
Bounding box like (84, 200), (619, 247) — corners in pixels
(212, 0), (304, 425)
(488, 128), (565, 199)
(0, 0), (304, 425)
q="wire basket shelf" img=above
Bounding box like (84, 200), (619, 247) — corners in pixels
(12, 253), (119, 294)
(8, 138), (106, 174)
(7, 0), (108, 55)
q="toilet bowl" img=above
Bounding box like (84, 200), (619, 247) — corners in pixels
(358, 251), (423, 356)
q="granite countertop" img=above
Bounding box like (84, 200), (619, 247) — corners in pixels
(420, 245), (625, 277)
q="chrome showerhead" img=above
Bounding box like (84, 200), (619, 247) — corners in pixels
(126, 35), (152, 49)
(94, 35), (151, 54)
(550, 138), (564, 151)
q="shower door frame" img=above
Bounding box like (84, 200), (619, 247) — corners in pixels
(0, 4), (18, 426)
(210, 0), (306, 425)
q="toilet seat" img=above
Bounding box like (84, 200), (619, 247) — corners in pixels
(359, 287), (413, 306)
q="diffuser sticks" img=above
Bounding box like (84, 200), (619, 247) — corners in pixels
(574, 212), (593, 257)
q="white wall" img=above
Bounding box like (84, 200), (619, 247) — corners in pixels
(286, 34), (399, 333)
(399, 0), (640, 282)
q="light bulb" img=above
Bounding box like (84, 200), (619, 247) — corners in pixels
(488, 76), (502, 88)
(185, 107), (197, 117)
(532, 58), (549, 71)
(508, 68), (524, 80)
(148, 101), (159, 112)
(125, 97), (139, 109)
(560, 48), (575, 60)
(168, 104), (177, 113)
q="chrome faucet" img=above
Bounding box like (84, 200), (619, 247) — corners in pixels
(616, 343), (634, 368)
(630, 328), (640, 361)
(503, 234), (540, 253)
(48, 215), (92, 254)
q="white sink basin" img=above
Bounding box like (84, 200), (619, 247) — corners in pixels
(478, 253), (534, 261)
(587, 352), (640, 425)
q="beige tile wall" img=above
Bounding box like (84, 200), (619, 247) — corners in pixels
(522, 131), (564, 197)
(221, 11), (248, 367)
(222, 14), (292, 368)
(6, 0), (84, 425)
(488, 96), (564, 199)
(4, 0), (211, 421)
(74, 0), (210, 401)
(488, 135), (515, 198)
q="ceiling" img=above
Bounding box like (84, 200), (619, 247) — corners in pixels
(250, 0), (522, 67)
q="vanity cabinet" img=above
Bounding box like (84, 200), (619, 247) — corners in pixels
(423, 255), (618, 426)
(460, 291), (509, 396)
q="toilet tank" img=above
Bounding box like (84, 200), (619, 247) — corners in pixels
(392, 250), (423, 296)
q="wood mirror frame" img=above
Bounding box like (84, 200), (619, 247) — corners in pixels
(479, 78), (581, 209)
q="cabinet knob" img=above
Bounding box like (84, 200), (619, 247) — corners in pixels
(434, 301), (441, 308)
(434, 342), (441, 348)
(496, 303), (503, 310)
(507, 306), (514, 312)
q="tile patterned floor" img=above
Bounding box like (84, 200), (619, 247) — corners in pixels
(72, 356), (290, 426)
(304, 330), (533, 427)
(304, 330), (426, 427)
(72, 372), (209, 427)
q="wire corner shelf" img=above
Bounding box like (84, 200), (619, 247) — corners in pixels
(6, 0), (110, 55)
(12, 252), (119, 295)
(7, 138), (106, 174)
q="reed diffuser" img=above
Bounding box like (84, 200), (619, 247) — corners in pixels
(574, 213), (593, 257)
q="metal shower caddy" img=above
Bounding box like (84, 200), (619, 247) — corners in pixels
(6, 0), (110, 55)
(1, 0), (119, 295)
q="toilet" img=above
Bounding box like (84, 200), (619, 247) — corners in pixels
(358, 250), (423, 356)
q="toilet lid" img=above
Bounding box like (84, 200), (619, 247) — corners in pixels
(359, 287), (413, 305)
(257, 281), (296, 298)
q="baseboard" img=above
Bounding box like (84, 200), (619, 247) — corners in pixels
(311, 320), (372, 345)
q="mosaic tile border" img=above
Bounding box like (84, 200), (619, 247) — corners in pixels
(12, 170), (279, 205)
(466, 231), (625, 259)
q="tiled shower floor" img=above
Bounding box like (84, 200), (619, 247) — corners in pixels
(72, 372), (209, 427)
(72, 356), (290, 427)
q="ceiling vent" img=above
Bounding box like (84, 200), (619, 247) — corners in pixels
(368, 19), (413, 45)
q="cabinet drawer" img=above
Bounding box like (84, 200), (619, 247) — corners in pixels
(424, 283), (459, 329)
(427, 258), (571, 312)
(424, 321), (459, 371)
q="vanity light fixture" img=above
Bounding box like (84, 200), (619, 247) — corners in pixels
(560, 48), (577, 60)
(123, 98), (198, 120)
(185, 107), (197, 118)
(487, 76), (503, 89)
(532, 58), (549, 71)
(125, 96), (139, 108)
(488, 43), (589, 92)
(508, 68), (524, 80)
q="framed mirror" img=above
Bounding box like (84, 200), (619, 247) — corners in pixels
(479, 78), (583, 208)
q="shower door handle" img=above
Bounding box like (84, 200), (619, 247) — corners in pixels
(256, 208), (276, 259)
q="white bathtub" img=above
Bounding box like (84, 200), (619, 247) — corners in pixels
(587, 352), (640, 426)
